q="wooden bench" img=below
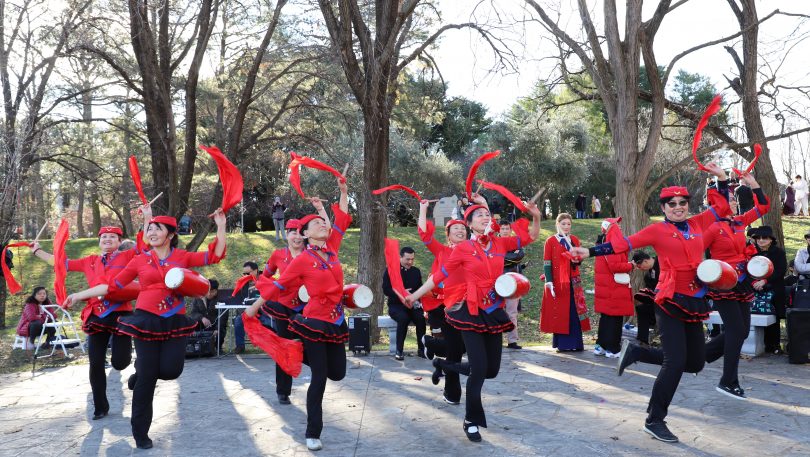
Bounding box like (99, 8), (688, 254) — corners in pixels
(705, 311), (776, 356)
(377, 316), (398, 354)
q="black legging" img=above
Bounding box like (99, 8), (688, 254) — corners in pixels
(646, 306), (706, 423)
(705, 299), (750, 386)
(424, 308), (464, 403)
(27, 320), (55, 344)
(438, 331), (502, 427)
(596, 314), (624, 354)
(88, 332), (132, 414)
(274, 319), (294, 396)
(131, 337), (188, 442)
(764, 318), (781, 352)
(303, 339), (346, 439)
(635, 303), (656, 344)
(388, 306), (426, 353)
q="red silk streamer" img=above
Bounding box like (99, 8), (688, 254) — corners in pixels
(2, 242), (31, 294)
(243, 313), (303, 377)
(231, 275), (255, 297)
(372, 185), (421, 201)
(199, 145), (244, 213)
(128, 156), (148, 205)
(476, 180), (527, 212)
(691, 95), (722, 171)
(384, 238), (408, 299)
(288, 152), (347, 199)
(732, 143), (762, 177)
(465, 150), (501, 198)
(53, 219), (70, 306)
(510, 218), (531, 242)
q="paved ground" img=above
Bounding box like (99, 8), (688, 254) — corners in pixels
(0, 346), (808, 457)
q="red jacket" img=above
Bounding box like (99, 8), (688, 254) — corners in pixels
(16, 301), (49, 336)
(593, 252), (633, 316)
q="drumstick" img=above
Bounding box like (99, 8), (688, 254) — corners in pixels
(425, 199), (439, 203)
(341, 163), (349, 178)
(529, 187), (546, 205)
(474, 182), (483, 195)
(147, 192), (164, 206)
(34, 221), (48, 242)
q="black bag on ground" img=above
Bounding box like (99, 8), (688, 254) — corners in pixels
(348, 314), (370, 355)
(786, 308), (810, 364)
(792, 277), (810, 309)
(185, 330), (216, 357)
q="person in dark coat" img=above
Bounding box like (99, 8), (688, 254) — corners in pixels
(574, 193), (587, 219)
(751, 226), (787, 354)
(187, 279), (227, 349)
(735, 183), (754, 214)
(783, 183), (795, 215)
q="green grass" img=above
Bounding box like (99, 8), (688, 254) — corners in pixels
(2, 216), (806, 372)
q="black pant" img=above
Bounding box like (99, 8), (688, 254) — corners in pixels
(596, 314), (624, 353)
(705, 299), (750, 386)
(303, 339), (346, 439)
(131, 337), (188, 441)
(646, 306), (706, 423)
(388, 306), (426, 354)
(635, 304), (655, 344)
(27, 320), (55, 344)
(764, 318), (782, 352)
(274, 319), (294, 396)
(439, 331), (502, 427)
(424, 308), (464, 402)
(88, 332), (132, 414)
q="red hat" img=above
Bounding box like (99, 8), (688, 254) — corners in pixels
(148, 215), (178, 228)
(659, 186), (690, 199)
(445, 219), (467, 231)
(97, 226), (123, 237)
(463, 204), (488, 220)
(285, 219), (301, 230)
(297, 214), (324, 233)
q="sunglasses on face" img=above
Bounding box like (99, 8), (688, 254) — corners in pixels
(242, 272), (251, 276)
(752, 236), (769, 240)
(665, 200), (689, 208)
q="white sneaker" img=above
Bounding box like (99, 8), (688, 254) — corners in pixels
(306, 438), (323, 451)
(593, 344), (605, 356)
(604, 351), (620, 359)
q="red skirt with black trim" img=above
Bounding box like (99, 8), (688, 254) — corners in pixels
(445, 301), (515, 334)
(288, 314), (348, 344)
(656, 293), (711, 323)
(116, 310), (197, 341)
(84, 311), (131, 335)
(262, 300), (303, 322)
(707, 275), (755, 303)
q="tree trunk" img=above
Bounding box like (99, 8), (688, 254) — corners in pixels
(76, 178), (86, 237)
(90, 183), (102, 234)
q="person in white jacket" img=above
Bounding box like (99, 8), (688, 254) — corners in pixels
(794, 230), (810, 276)
(793, 175), (808, 216)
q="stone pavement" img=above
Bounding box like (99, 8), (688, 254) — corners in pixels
(0, 347), (808, 457)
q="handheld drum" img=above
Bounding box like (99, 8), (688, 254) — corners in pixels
(494, 272), (531, 299)
(298, 285), (310, 303)
(164, 267), (210, 298)
(343, 284), (373, 309)
(696, 259), (738, 290)
(746, 256), (774, 279)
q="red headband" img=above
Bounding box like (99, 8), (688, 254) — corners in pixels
(297, 214), (324, 233)
(659, 186), (690, 199)
(463, 204), (488, 220)
(98, 226), (123, 237)
(445, 219), (467, 231)
(285, 219), (301, 230)
(149, 216), (177, 229)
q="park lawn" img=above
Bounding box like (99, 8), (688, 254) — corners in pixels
(2, 216), (805, 372)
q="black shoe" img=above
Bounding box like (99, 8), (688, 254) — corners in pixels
(617, 339), (639, 376)
(394, 351), (404, 361)
(277, 394), (291, 405)
(732, 381), (745, 397)
(234, 345), (245, 354)
(421, 335), (435, 360)
(92, 410), (108, 420)
(416, 346), (427, 359)
(431, 358), (443, 385)
(127, 373), (138, 391)
(443, 394), (460, 405)
(135, 438), (153, 449)
(716, 383), (746, 400)
(644, 420), (679, 443)
(507, 342), (522, 350)
(463, 421), (482, 442)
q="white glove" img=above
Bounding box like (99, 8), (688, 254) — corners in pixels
(601, 220), (611, 232)
(544, 282), (556, 298)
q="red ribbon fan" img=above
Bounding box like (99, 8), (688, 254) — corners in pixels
(373, 185), (421, 201)
(384, 238), (408, 299)
(242, 313), (303, 377)
(53, 219), (70, 306)
(288, 152), (347, 199)
(476, 180), (527, 212)
(465, 150), (501, 199)
(691, 95), (722, 171)
(732, 144), (762, 177)
(231, 275), (255, 297)
(128, 156), (148, 205)
(2, 242), (32, 295)
(199, 145), (244, 213)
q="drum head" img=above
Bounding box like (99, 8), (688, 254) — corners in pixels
(495, 274), (517, 297)
(164, 267), (184, 289)
(747, 256), (771, 278)
(353, 285), (373, 308)
(697, 260), (721, 283)
(298, 285), (310, 302)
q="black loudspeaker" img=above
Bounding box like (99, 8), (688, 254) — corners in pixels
(348, 313), (371, 355)
(786, 308), (810, 364)
(792, 278), (810, 309)
(185, 330), (216, 357)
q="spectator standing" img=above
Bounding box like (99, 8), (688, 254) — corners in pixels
(574, 193), (587, 219)
(793, 175), (808, 216)
(272, 197), (287, 240)
(592, 196), (602, 218)
(735, 181), (754, 214)
(783, 182), (795, 215)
